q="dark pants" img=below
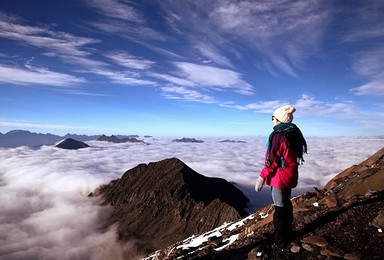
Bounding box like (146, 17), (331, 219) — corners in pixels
(271, 187), (293, 244)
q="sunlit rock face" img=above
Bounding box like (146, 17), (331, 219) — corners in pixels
(95, 157), (249, 254)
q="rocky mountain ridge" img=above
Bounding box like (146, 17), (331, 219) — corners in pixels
(97, 134), (145, 144)
(0, 130), (144, 148)
(92, 158), (249, 257)
(144, 147), (384, 260)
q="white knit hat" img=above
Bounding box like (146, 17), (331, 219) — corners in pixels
(273, 105), (296, 123)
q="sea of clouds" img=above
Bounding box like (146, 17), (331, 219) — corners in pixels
(1, 136), (383, 259)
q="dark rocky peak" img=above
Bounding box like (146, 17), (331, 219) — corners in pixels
(145, 146), (384, 260)
(97, 134), (120, 143)
(55, 138), (90, 150)
(95, 157), (248, 256)
(119, 137), (145, 143)
(97, 134), (145, 144)
(220, 139), (246, 143)
(172, 137), (204, 143)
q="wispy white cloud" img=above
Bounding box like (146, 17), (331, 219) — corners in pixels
(0, 64), (85, 86)
(174, 62), (254, 95)
(221, 94), (358, 117)
(89, 20), (168, 42)
(351, 80), (384, 97)
(220, 100), (285, 113)
(161, 0), (330, 77)
(104, 50), (155, 70)
(84, 0), (143, 23)
(0, 12), (99, 57)
(160, 85), (216, 104)
(350, 47), (384, 97)
(343, 23), (384, 42)
(90, 68), (157, 86)
(193, 42), (234, 68)
(294, 94), (358, 117)
(338, 2), (384, 98)
(149, 72), (195, 86)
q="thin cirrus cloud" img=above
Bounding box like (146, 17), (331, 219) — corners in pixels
(349, 48), (384, 97)
(89, 20), (168, 42)
(161, 0), (330, 77)
(103, 51), (156, 70)
(174, 62), (254, 95)
(0, 12), (98, 57)
(84, 0), (144, 23)
(340, 4), (384, 97)
(0, 65), (85, 86)
(160, 85), (217, 104)
(89, 68), (157, 86)
(221, 94), (358, 118)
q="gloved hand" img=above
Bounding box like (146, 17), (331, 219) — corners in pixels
(255, 176), (265, 192)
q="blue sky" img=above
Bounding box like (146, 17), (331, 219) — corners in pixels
(0, 0), (383, 137)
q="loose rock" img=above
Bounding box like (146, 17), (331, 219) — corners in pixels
(301, 235), (328, 247)
(290, 244), (301, 253)
(325, 196), (339, 208)
(372, 210), (384, 229)
(302, 243), (316, 252)
(320, 244), (343, 258)
(248, 247), (263, 260)
(344, 251), (363, 260)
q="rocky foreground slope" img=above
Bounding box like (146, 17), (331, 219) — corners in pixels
(145, 147), (384, 260)
(93, 158), (249, 256)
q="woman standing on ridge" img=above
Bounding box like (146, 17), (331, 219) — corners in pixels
(255, 105), (307, 245)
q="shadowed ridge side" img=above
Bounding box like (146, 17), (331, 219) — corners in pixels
(181, 163), (249, 217)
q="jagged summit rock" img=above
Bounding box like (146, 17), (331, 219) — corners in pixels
(97, 134), (120, 143)
(220, 139), (246, 143)
(95, 157), (248, 255)
(55, 138), (89, 150)
(97, 134), (145, 143)
(172, 137), (204, 143)
(145, 146), (384, 260)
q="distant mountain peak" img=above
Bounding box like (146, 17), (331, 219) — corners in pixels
(97, 134), (145, 144)
(55, 138), (90, 150)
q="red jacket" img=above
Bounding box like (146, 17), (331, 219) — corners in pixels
(260, 132), (299, 188)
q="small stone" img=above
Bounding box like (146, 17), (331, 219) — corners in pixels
(301, 235), (328, 247)
(320, 244), (343, 257)
(248, 247), (263, 260)
(325, 196), (338, 208)
(372, 211), (384, 229)
(344, 251), (363, 260)
(290, 244), (301, 253)
(302, 243), (316, 251)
